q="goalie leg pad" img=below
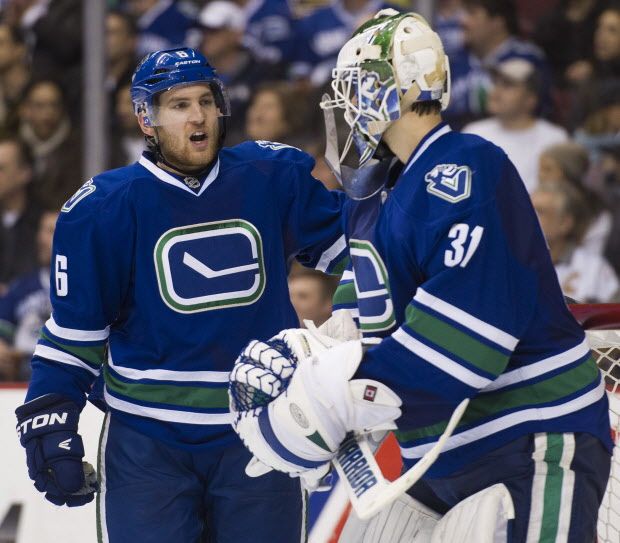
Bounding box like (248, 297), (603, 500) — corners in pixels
(340, 493), (441, 543)
(431, 483), (514, 543)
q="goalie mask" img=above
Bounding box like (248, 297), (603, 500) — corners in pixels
(320, 10), (450, 199)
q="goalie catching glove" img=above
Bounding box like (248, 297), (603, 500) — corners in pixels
(228, 328), (402, 477)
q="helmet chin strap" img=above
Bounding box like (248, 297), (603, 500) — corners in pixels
(145, 117), (227, 176)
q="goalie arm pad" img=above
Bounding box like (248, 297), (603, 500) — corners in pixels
(231, 340), (402, 475)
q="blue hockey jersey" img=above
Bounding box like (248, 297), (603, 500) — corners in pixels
(334, 123), (612, 476)
(26, 142), (347, 450)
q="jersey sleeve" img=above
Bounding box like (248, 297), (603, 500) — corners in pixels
(356, 159), (540, 431)
(279, 151), (347, 275)
(26, 179), (135, 408)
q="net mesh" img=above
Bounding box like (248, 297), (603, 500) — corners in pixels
(587, 329), (620, 542)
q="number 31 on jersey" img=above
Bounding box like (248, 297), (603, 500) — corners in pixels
(444, 224), (484, 268)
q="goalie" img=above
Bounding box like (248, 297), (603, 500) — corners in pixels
(229, 10), (613, 543)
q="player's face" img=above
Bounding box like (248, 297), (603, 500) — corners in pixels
(288, 276), (332, 327)
(148, 84), (221, 172)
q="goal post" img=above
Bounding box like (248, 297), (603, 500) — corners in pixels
(569, 303), (620, 543)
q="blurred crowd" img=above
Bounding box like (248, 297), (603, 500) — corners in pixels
(0, 0), (617, 380)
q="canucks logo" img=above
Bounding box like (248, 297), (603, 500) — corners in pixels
(154, 219), (265, 313)
(424, 164), (472, 203)
(350, 239), (396, 333)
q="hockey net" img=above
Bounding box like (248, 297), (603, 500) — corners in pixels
(569, 304), (620, 543)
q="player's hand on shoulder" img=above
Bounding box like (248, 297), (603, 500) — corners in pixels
(15, 394), (98, 506)
(228, 329), (402, 478)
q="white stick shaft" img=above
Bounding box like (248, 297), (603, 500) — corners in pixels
(334, 398), (470, 520)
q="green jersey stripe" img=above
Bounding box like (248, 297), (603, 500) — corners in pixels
(333, 282), (357, 307)
(104, 366), (229, 409)
(41, 330), (106, 366)
(413, 288), (518, 350)
(540, 434), (564, 542)
(405, 305), (508, 376)
(396, 358), (599, 442)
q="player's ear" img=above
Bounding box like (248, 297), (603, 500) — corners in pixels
(137, 112), (155, 137)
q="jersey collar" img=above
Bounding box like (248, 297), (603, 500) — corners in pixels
(403, 122), (452, 175)
(138, 153), (221, 197)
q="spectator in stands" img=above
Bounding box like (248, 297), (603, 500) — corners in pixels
(435, 0), (466, 60)
(446, 0), (548, 127)
(539, 141), (612, 255)
(239, 0), (294, 66)
(18, 79), (82, 210)
(574, 79), (620, 159)
(5, 0), (83, 115)
(197, 0), (284, 145)
(0, 23), (30, 133)
(244, 82), (311, 147)
(126, 0), (195, 57)
(288, 265), (338, 328)
(0, 136), (41, 291)
(110, 83), (145, 167)
(533, 0), (605, 88)
(290, 0), (399, 87)
(599, 144), (620, 276)
(565, 4), (620, 87)
(106, 10), (138, 112)
(532, 180), (619, 303)
(0, 209), (55, 382)
(463, 58), (567, 192)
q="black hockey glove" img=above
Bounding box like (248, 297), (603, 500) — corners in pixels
(15, 393), (98, 506)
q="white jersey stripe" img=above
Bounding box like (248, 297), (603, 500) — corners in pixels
(34, 344), (100, 376)
(483, 339), (590, 392)
(413, 288), (519, 351)
(46, 316), (110, 342)
(403, 125), (452, 175)
(108, 351), (229, 383)
(393, 328), (492, 389)
(401, 380), (605, 458)
(97, 413), (111, 543)
(316, 235), (347, 273)
(104, 389), (233, 425)
(526, 433), (548, 542)
(556, 434), (576, 543)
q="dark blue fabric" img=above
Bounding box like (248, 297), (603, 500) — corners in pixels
(408, 433), (610, 542)
(101, 414), (305, 543)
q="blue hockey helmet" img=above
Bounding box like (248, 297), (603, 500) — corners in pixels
(130, 47), (230, 127)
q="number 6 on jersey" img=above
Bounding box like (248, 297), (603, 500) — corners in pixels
(55, 255), (68, 296)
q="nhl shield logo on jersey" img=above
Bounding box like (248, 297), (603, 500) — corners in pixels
(424, 164), (472, 203)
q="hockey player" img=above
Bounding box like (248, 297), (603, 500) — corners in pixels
(14, 48), (347, 542)
(229, 11), (613, 542)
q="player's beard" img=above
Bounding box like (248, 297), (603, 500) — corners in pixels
(154, 121), (220, 174)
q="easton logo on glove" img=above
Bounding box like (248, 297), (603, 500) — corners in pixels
(16, 411), (69, 439)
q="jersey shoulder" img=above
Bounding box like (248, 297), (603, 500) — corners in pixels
(395, 131), (511, 223)
(220, 140), (315, 172)
(58, 163), (141, 224)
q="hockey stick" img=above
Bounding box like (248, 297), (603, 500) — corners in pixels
(332, 398), (469, 520)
